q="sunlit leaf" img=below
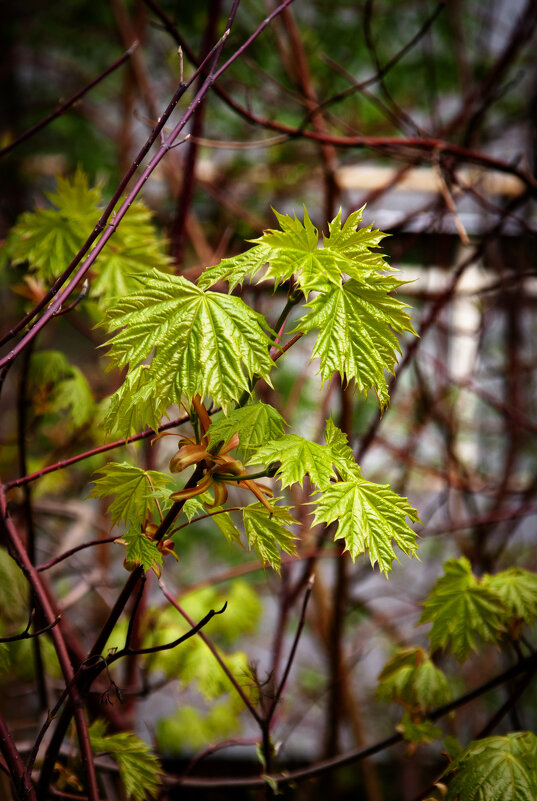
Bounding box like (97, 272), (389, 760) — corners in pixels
(312, 475), (419, 575)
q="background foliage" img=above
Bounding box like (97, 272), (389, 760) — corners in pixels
(1, 1), (537, 800)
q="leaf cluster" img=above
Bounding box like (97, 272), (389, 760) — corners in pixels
(419, 557), (537, 661)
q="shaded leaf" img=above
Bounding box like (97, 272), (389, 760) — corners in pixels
(376, 647), (452, 711)
(90, 720), (161, 801)
(0, 168), (100, 280)
(91, 202), (172, 305)
(419, 557), (507, 661)
(397, 713), (443, 745)
(102, 365), (169, 437)
(482, 568), (537, 625)
(444, 732), (537, 801)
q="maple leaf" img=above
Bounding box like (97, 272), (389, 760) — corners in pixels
(242, 502), (297, 572)
(208, 402), (286, 458)
(397, 713), (443, 745)
(198, 207), (390, 296)
(376, 647), (452, 711)
(295, 274), (415, 407)
(312, 475), (419, 575)
(444, 732), (537, 801)
(249, 434), (336, 490)
(89, 462), (173, 529)
(29, 350), (94, 428)
(90, 720), (161, 801)
(0, 167), (100, 281)
(102, 270), (274, 413)
(482, 568), (537, 625)
(91, 202), (172, 305)
(419, 557), (508, 661)
(324, 416), (362, 480)
(120, 531), (163, 573)
(102, 365), (170, 437)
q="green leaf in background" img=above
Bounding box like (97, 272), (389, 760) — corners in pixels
(208, 402), (286, 458)
(242, 501), (297, 572)
(89, 720), (161, 801)
(397, 713), (443, 745)
(444, 732), (537, 801)
(296, 274), (414, 408)
(89, 462), (173, 528)
(0, 169), (171, 307)
(29, 350), (94, 428)
(249, 434), (335, 490)
(0, 167), (99, 280)
(91, 202), (172, 305)
(312, 475), (419, 575)
(482, 568), (537, 626)
(376, 646), (452, 711)
(102, 270), (274, 413)
(419, 557), (507, 661)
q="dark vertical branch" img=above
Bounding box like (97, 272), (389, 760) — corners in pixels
(170, 0), (223, 266)
(16, 340), (48, 710)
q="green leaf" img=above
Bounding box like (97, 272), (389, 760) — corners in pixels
(208, 402), (286, 458)
(102, 270), (274, 412)
(198, 243), (274, 292)
(249, 434), (336, 490)
(397, 713), (443, 745)
(295, 274), (414, 407)
(376, 647), (452, 711)
(198, 207), (389, 295)
(0, 168), (100, 280)
(91, 202), (172, 306)
(324, 416), (361, 480)
(89, 462), (173, 528)
(120, 531), (163, 573)
(181, 497), (206, 523)
(102, 365), (169, 437)
(242, 501), (297, 572)
(29, 350), (94, 428)
(212, 509), (243, 544)
(157, 699), (242, 752)
(444, 732), (537, 801)
(312, 476), (419, 575)
(52, 366), (94, 427)
(90, 720), (161, 801)
(482, 568), (537, 625)
(419, 557), (507, 661)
